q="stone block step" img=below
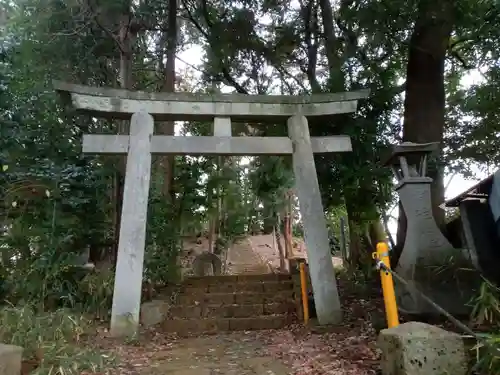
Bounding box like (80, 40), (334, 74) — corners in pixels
(180, 280), (294, 294)
(170, 302), (295, 319)
(177, 290), (295, 306)
(162, 315), (290, 336)
(183, 274), (291, 287)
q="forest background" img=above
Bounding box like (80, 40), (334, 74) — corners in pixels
(0, 0), (499, 341)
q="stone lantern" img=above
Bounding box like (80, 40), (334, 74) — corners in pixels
(386, 142), (481, 316)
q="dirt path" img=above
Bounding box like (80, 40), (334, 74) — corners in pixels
(94, 275), (382, 375)
(123, 236), (379, 375)
(226, 238), (271, 274)
(248, 234), (343, 271)
(101, 291), (382, 375)
(247, 234), (294, 272)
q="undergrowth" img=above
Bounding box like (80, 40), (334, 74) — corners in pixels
(469, 278), (500, 374)
(0, 306), (115, 375)
(0, 260), (117, 374)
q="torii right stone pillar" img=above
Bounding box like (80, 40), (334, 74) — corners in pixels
(387, 142), (481, 316)
(288, 115), (342, 325)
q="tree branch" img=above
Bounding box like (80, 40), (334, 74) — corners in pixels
(302, 0), (322, 93)
(448, 50), (474, 70)
(85, 0), (126, 54)
(182, 0), (248, 94)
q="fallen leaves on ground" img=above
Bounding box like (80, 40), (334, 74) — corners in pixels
(82, 281), (384, 375)
(260, 322), (380, 374)
(259, 292), (382, 375)
(87, 324), (380, 375)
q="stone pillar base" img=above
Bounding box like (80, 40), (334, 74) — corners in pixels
(378, 322), (467, 375)
(0, 343), (22, 375)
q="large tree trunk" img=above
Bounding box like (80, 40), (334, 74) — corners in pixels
(157, 0), (177, 201)
(395, 0), (454, 263)
(112, 11), (135, 264)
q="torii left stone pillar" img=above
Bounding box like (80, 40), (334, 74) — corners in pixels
(110, 111), (153, 335)
(54, 80), (369, 336)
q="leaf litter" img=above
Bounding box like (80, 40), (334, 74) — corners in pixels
(84, 281), (384, 375)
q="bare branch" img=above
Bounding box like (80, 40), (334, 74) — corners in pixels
(181, 0), (248, 93)
(85, 0), (126, 54)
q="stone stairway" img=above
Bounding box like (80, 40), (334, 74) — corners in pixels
(226, 238), (271, 274)
(161, 274), (297, 336)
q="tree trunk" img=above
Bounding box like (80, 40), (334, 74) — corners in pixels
(395, 0), (454, 262)
(274, 213), (287, 273)
(318, 0), (344, 89)
(157, 0), (177, 201)
(367, 216), (386, 250)
(283, 199), (292, 259)
(263, 212), (275, 234)
(287, 197), (293, 254)
(345, 195), (382, 269)
(213, 156), (225, 254)
(247, 196), (256, 233)
(346, 209), (363, 268)
(381, 211), (396, 249)
(320, 0), (387, 269)
(113, 12), (135, 265)
(208, 217), (215, 253)
(212, 82), (226, 253)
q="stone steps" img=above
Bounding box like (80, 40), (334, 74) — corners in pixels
(177, 290), (294, 305)
(162, 315), (289, 335)
(158, 274), (297, 335)
(170, 301), (294, 319)
(183, 274), (292, 285)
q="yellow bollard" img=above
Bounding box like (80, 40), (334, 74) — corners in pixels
(299, 261), (310, 324)
(375, 242), (399, 328)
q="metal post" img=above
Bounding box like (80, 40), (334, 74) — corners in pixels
(299, 261), (310, 324)
(374, 242), (399, 328)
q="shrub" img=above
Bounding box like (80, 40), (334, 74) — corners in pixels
(469, 278), (500, 374)
(0, 306), (115, 375)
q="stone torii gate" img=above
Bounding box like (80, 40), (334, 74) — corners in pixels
(54, 81), (369, 336)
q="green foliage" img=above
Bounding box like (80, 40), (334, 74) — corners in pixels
(471, 278), (500, 328)
(0, 307), (115, 375)
(144, 189), (181, 284)
(469, 279), (500, 374)
(0, 0), (499, 361)
(472, 335), (500, 375)
(0, 4), (117, 313)
(248, 156), (294, 233)
(325, 207), (348, 255)
(219, 166), (250, 240)
(77, 270), (115, 320)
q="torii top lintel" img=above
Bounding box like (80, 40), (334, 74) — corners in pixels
(53, 80), (370, 122)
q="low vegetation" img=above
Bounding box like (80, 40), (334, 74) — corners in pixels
(1, 0), (500, 373)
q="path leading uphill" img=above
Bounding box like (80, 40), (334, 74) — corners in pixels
(97, 290), (381, 375)
(96, 236), (380, 375)
(225, 238), (271, 275)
